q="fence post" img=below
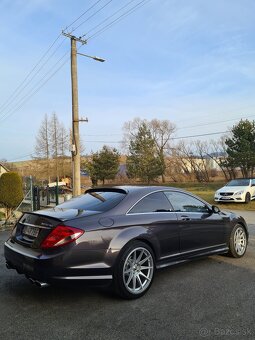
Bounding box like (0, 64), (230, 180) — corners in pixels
(30, 175), (34, 211)
(55, 180), (59, 206)
(46, 186), (50, 205)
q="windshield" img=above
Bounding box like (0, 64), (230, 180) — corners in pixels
(226, 179), (250, 187)
(57, 191), (126, 212)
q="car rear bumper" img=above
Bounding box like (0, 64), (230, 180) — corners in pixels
(4, 239), (113, 284)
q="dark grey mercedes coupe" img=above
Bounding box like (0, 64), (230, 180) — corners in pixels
(5, 186), (248, 299)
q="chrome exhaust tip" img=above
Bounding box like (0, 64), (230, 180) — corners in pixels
(35, 281), (50, 288)
(28, 278), (49, 288)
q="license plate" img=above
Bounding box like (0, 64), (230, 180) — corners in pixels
(221, 197), (231, 200)
(23, 226), (39, 238)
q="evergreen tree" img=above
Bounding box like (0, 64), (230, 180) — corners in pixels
(86, 146), (120, 185)
(126, 123), (163, 183)
(225, 119), (255, 177)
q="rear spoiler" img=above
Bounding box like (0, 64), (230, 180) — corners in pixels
(85, 187), (128, 194)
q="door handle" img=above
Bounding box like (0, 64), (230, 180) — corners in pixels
(181, 215), (191, 221)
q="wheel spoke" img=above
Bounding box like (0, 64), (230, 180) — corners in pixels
(136, 250), (144, 263)
(136, 274), (143, 289)
(140, 271), (151, 281)
(133, 250), (137, 263)
(126, 272), (133, 286)
(124, 268), (132, 274)
(140, 256), (150, 265)
(132, 276), (136, 291)
(140, 265), (153, 270)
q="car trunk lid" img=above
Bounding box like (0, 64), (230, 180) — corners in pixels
(12, 209), (98, 249)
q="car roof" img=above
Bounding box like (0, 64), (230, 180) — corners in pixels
(85, 185), (205, 216)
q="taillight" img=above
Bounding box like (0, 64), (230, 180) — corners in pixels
(40, 226), (84, 249)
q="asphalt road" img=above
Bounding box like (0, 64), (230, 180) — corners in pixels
(0, 210), (254, 340)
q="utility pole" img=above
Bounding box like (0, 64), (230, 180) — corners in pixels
(62, 32), (87, 197)
(62, 31), (105, 196)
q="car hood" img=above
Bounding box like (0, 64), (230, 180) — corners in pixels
(218, 186), (248, 192)
(33, 208), (101, 221)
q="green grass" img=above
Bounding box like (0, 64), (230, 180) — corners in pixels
(166, 182), (255, 211)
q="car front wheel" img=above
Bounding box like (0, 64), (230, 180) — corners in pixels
(245, 192), (251, 203)
(113, 241), (155, 299)
(228, 224), (248, 258)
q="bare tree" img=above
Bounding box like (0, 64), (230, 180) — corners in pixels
(34, 114), (51, 182)
(50, 112), (62, 180)
(148, 119), (176, 182)
(33, 113), (72, 182)
(168, 140), (211, 182)
(206, 137), (236, 180)
(165, 141), (192, 181)
(192, 140), (210, 182)
(58, 123), (69, 178)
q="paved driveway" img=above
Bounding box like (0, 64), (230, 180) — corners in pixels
(0, 211), (254, 340)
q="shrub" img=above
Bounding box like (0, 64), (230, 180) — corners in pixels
(0, 172), (23, 220)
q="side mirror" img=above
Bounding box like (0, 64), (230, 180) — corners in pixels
(211, 205), (220, 214)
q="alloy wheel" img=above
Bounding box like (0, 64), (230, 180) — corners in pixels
(122, 247), (154, 295)
(234, 227), (247, 256)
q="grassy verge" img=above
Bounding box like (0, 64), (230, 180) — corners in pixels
(167, 182), (255, 211)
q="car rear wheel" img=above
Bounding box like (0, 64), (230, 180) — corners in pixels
(228, 224), (248, 258)
(113, 241), (155, 299)
(245, 192), (251, 203)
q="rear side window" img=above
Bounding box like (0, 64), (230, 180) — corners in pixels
(129, 192), (172, 214)
(57, 191), (126, 212)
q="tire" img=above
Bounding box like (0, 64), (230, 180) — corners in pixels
(227, 224), (248, 258)
(245, 192), (251, 203)
(113, 241), (155, 299)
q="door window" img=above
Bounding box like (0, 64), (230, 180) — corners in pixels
(164, 191), (209, 213)
(128, 192), (172, 214)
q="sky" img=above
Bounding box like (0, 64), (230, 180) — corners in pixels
(1, 0), (255, 161)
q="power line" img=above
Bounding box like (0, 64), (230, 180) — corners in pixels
(0, 36), (97, 123)
(82, 0), (138, 37)
(80, 114), (254, 137)
(172, 130), (230, 140)
(0, 53), (70, 123)
(0, 33), (62, 115)
(81, 130), (230, 144)
(0, 0), (112, 121)
(0, 37), (67, 120)
(178, 114), (255, 130)
(87, 0), (151, 40)
(64, 0), (105, 32)
(6, 153), (35, 162)
(0, 0), (153, 125)
(71, 0), (114, 32)
(5, 130), (230, 162)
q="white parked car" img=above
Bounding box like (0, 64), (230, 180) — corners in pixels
(214, 178), (255, 203)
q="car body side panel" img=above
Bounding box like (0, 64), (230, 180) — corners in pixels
(107, 213), (180, 260)
(176, 211), (228, 252)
